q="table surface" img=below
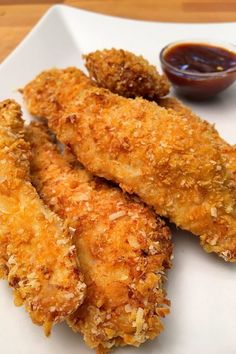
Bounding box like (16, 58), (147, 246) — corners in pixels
(1, 0), (236, 63)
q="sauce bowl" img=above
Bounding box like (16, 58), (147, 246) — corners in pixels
(160, 39), (236, 100)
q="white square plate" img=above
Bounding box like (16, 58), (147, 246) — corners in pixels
(0, 5), (236, 354)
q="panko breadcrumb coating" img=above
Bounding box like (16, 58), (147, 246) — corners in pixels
(0, 100), (85, 333)
(158, 97), (236, 176)
(22, 67), (94, 121)
(23, 68), (236, 262)
(26, 121), (172, 354)
(84, 49), (170, 100)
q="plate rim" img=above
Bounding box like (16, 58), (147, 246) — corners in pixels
(1, 4), (236, 71)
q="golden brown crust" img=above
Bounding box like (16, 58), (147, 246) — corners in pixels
(26, 121), (172, 353)
(0, 100), (85, 331)
(23, 67), (94, 120)
(158, 97), (236, 177)
(0, 100), (28, 279)
(84, 49), (170, 100)
(23, 68), (236, 262)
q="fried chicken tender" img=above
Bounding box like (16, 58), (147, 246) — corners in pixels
(26, 121), (172, 354)
(83, 56), (236, 179)
(23, 68), (236, 262)
(0, 100), (85, 333)
(84, 49), (170, 100)
(158, 97), (236, 176)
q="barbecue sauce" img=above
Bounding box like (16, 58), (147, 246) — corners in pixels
(165, 43), (236, 74)
(162, 42), (236, 99)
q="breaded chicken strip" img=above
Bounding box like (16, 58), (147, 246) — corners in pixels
(0, 100), (85, 333)
(24, 67), (235, 176)
(26, 121), (172, 354)
(82, 58), (236, 178)
(158, 97), (236, 176)
(23, 69), (236, 262)
(84, 49), (170, 100)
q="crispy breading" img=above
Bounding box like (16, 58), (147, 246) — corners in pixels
(84, 49), (170, 99)
(23, 68), (236, 262)
(23, 67), (94, 120)
(0, 100), (85, 333)
(158, 97), (236, 176)
(0, 101), (26, 279)
(26, 121), (172, 354)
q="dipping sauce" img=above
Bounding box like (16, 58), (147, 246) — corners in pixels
(160, 40), (236, 100)
(165, 43), (236, 74)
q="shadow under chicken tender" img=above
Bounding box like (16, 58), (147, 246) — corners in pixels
(0, 100), (85, 333)
(23, 68), (236, 262)
(84, 49), (170, 100)
(26, 121), (172, 354)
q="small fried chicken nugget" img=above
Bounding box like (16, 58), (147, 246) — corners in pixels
(0, 100), (85, 333)
(26, 121), (172, 354)
(84, 49), (170, 100)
